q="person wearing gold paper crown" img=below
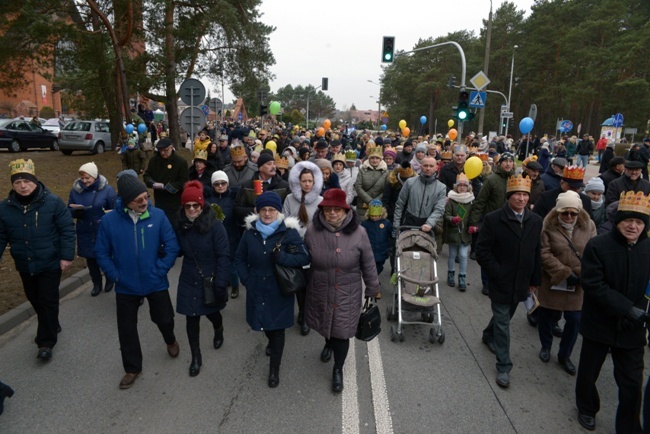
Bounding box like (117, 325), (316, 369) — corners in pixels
(354, 142), (388, 217)
(0, 159), (75, 361)
(476, 174), (542, 389)
(188, 148), (217, 189)
(575, 191), (650, 433)
(533, 165), (593, 220)
(223, 140), (256, 190)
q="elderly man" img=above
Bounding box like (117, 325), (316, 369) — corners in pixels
(575, 192), (650, 432)
(477, 175), (542, 388)
(604, 160), (650, 207)
(540, 157), (568, 191)
(438, 145), (468, 192)
(599, 156), (625, 192)
(143, 138), (189, 221)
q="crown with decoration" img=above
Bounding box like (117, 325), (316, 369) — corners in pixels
(561, 165), (585, 181)
(440, 150), (452, 160)
(345, 149), (357, 161)
(506, 174), (532, 194)
(468, 146), (479, 154)
(274, 154), (289, 169)
(618, 191), (650, 216)
(332, 152), (346, 164)
(366, 143), (383, 158)
(522, 155), (538, 166)
(10, 159), (35, 176)
(230, 144), (247, 158)
(193, 149), (208, 161)
(477, 153), (489, 162)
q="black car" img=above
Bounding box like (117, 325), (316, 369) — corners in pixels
(0, 119), (59, 152)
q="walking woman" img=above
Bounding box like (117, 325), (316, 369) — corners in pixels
(282, 161), (323, 336)
(235, 191), (310, 388)
(305, 188), (381, 393)
(68, 162), (116, 296)
(536, 191), (596, 375)
(174, 181), (230, 377)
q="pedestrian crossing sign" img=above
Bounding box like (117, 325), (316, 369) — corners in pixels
(469, 91), (487, 108)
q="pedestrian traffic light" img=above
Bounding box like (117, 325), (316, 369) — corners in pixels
(260, 104), (268, 116)
(382, 36), (395, 63)
(457, 90), (469, 121)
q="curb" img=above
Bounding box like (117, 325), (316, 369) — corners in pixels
(0, 268), (90, 336)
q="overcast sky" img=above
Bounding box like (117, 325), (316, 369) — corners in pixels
(220, 0), (533, 112)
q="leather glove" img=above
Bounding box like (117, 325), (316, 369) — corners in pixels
(566, 273), (580, 287)
(451, 216), (461, 225)
(625, 306), (648, 327)
(286, 244), (299, 254)
(468, 226), (479, 234)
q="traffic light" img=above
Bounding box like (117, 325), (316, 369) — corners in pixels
(508, 118), (514, 129)
(259, 104), (268, 116)
(448, 75), (456, 89)
(457, 89), (469, 121)
(451, 105), (458, 118)
(501, 117), (507, 131)
(322, 77), (328, 91)
(382, 36), (395, 63)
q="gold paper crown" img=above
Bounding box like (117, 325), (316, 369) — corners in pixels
(522, 155), (538, 167)
(274, 154), (288, 169)
(455, 173), (470, 185)
(561, 165), (585, 181)
(618, 191), (650, 216)
(230, 145), (247, 158)
(366, 144), (383, 158)
(478, 153), (489, 162)
(10, 159), (35, 176)
(384, 146), (396, 155)
(468, 146), (479, 154)
(345, 150), (357, 160)
(193, 149), (208, 161)
(506, 174), (532, 194)
(332, 152), (346, 164)
(440, 151), (452, 160)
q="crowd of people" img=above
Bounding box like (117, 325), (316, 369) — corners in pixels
(0, 120), (649, 433)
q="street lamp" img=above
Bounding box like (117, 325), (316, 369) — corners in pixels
(505, 45), (518, 136)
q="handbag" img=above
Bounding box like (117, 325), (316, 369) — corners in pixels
(272, 232), (307, 297)
(356, 297), (381, 341)
(188, 246), (218, 307)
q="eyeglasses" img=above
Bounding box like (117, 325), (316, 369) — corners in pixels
(560, 211), (579, 217)
(259, 207), (278, 214)
(184, 203), (201, 210)
(213, 182), (227, 187)
(323, 206), (344, 213)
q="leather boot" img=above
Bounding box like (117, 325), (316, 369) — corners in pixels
(104, 279), (114, 293)
(0, 382), (14, 415)
(90, 279), (102, 297)
(332, 367), (343, 393)
(230, 287), (239, 299)
(189, 343), (202, 377)
(447, 271), (455, 287)
(268, 366), (279, 388)
(213, 326), (224, 349)
(458, 274), (467, 291)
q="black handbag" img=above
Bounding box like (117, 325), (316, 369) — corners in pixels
(356, 298), (381, 341)
(188, 247), (218, 307)
(272, 232), (307, 297)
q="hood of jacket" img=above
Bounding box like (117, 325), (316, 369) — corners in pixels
(361, 159), (388, 172)
(244, 212), (301, 231)
(72, 174), (109, 194)
(388, 165), (416, 188)
(288, 160), (323, 205)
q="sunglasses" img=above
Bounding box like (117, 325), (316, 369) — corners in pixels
(184, 203), (201, 210)
(560, 211), (578, 217)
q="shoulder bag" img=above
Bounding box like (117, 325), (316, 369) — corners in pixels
(272, 231), (307, 297)
(356, 297), (381, 341)
(187, 241), (218, 307)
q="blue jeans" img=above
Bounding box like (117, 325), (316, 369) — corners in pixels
(537, 307), (581, 359)
(447, 243), (468, 275)
(482, 301), (519, 373)
(577, 154), (589, 168)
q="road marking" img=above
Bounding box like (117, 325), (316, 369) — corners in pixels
(368, 338), (394, 434)
(342, 339), (359, 434)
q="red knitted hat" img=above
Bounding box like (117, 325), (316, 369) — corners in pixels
(181, 180), (204, 207)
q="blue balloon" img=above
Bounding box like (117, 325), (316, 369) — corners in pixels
(125, 124), (134, 134)
(137, 123), (147, 134)
(519, 117), (534, 134)
(420, 116), (427, 125)
(381, 124), (387, 131)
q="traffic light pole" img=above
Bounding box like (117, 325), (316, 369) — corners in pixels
(306, 85), (322, 130)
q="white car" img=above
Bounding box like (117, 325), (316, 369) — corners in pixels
(42, 118), (63, 135)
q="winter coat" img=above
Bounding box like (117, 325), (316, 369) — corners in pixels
(438, 162), (463, 192)
(599, 147), (614, 174)
(599, 168), (621, 192)
(305, 210), (381, 340)
(577, 139), (593, 156)
(360, 213), (392, 263)
(467, 165), (514, 227)
(95, 198), (180, 296)
(528, 177), (545, 208)
(334, 168), (355, 205)
(533, 188), (593, 220)
(143, 151), (189, 215)
(321, 171), (341, 195)
(121, 147), (146, 173)
(604, 175), (650, 207)
(188, 160), (217, 189)
(223, 162), (256, 191)
(204, 187), (239, 257)
(443, 193), (474, 245)
(68, 175), (116, 258)
(580, 228), (650, 348)
(476, 204), (543, 305)
(175, 208), (230, 317)
(537, 148), (551, 172)
(234, 173), (289, 231)
(392, 173), (447, 230)
(565, 141), (577, 158)
(540, 166), (561, 192)
(383, 165), (416, 223)
(354, 159), (388, 217)
(282, 161), (323, 237)
(537, 209), (596, 312)
(0, 184), (75, 274)
(234, 214), (310, 331)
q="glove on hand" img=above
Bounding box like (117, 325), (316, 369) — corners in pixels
(566, 273), (580, 287)
(626, 306), (648, 327)
(451, 216), (461, 225)
(468, 226), (479, 234)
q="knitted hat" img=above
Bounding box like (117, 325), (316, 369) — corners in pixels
(10, 159), (37, 184)
(383, 147), (396, 159)
(117, 174), (148, 204)
(79, 162), (98, 179)
(315, 159), (332, 170)
(584, 177), (605, 194)
(211, 170), (229, 185)
(156, 138), (173, 149)
(181, 180), (204, 208)
(368, 199), (383, 216)
(500, 152), (515, 163)
(116, 169), (138, 180)
(255, 191), (282, 212)
(555, 190), (582, 212)
(257, 150), (275, 168)
(415, 143), (427, 153)
(615, 191), (650, 227)
(318, 188), (350, 210)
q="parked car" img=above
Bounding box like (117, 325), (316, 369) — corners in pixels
(42, 118), (63, 135)
(58, 120), (112, 155)
(0, 119), (59, 152)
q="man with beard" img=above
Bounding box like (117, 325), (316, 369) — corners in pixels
(605, 160), (650, 207)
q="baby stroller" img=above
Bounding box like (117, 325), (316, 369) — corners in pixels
(387, 226), (444, 344)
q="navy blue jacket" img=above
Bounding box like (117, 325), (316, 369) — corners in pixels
(205, 187), (240, 257)
(360, 217), (392, 263)
(68, 175), (116, 258)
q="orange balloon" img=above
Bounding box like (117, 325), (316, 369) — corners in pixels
(317, 127), (325, 137)
(323, 119), (331, 129)
(448, 128), (458, 141)
(402, 127), (410, 137)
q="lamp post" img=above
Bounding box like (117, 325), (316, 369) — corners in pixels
(478, 0), (493, 137)
(504, 45), (518, 137)
(367, 80), (382, 130)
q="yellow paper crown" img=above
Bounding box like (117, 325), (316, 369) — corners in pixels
(10, 159), (35, 176)
(455, 173), (470, 185)
(366, 143), (383, 158)
(561, 165), (585, 181)
(468, 146), (479, 154)
(506, 174), (532, 194)
(332, 152), (346, 164)
(345, 150), (357, 160)
(522, 155), (538, 166)
(618, 191), (650, 216)
(274, 154), (288, 169)
(230, 145), (247, 158)
(440, 151), (452, 160)
(193, 149), (208, 161)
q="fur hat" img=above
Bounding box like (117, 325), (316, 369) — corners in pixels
(181, 180), (204, 208)
(79, 162), (98, 179)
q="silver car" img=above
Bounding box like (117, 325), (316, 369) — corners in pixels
(59, 120), (112, 155)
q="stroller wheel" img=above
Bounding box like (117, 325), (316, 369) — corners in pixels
(390, 326), (397, 342)
(437, 329), (446, 344)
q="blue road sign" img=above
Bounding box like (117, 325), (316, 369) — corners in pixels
(200, 105), (210, 116)
(469, 91), (487, 108)
(560, 120), (573, 133)
(238, 112), (243, 121)
(612, 113), (624, 128)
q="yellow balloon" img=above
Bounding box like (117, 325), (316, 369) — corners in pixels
(447, 119), (454, 128)
(464, 156), (483, 180)
(398, 120), (407, 129)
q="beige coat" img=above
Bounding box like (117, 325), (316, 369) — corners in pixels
(537, 208), (596, 311)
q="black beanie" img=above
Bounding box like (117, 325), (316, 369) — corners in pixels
(118, 174), (148, 204)
(257, 150), (275, 168)
(614, 210), (649, 228)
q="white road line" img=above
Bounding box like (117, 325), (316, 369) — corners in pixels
(342, 339), (360, 434)
(368, 338), (394, 434)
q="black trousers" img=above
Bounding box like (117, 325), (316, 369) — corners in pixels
(86, 257), (102, 284)
(576, 337), (643, 433)
(20, 269), (61, 348)
(264, 329), (285, 369)
(186, 312), (222, 345)
(116, 291), (176, 373)
(326, 337), (350, 369)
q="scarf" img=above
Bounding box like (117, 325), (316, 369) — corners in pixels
(558, 216), (578, 239)
(447, 190), (474, 205)
(591, 197), (604, 210)
(318, 209), (352, 232)
(255, 218), (280, 239)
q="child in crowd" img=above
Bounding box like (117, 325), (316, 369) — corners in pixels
(361, 199), (392, 276)
(443, 173), (474, 291)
